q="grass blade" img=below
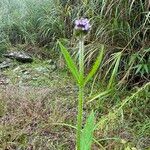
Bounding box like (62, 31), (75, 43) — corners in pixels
(84, 45), (104, 85)
(107, 52), (122, 89)
(87, 90), (111, 104)
(58, 41), (80, 84)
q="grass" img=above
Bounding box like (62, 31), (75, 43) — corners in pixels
(0, 61), (77, 149)
(0, 88), (76, 149)
(0, 0), (149, 86)
(0, 60), (150, 149)
(0, 0), (149, 149)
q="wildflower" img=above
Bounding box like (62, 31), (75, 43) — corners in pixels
(74, 18), (91, 36)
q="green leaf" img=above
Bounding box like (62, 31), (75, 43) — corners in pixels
(87, 90), (111, 104)
(144, 64), (149, 74)
(84, 45), (104, 85)
(135, 64), (142, 74)
(80, 111), (95, 150)
(107, 52), (122, 89)
(58, 41), (80, 84)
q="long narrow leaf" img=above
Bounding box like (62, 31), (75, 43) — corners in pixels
(58, 41), (80, 84)
(84, 45), (104, 85)
(107, 52), (122, 89)
(87, 90), (111, 104)
(80, 111), (95, 150)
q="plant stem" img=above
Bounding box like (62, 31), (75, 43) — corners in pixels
(76, 36), (84, 150)
(79, 36), (84, 82)
(77, 85), (84, 150)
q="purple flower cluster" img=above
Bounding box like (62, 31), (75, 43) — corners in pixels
(75, 18), (91, 32)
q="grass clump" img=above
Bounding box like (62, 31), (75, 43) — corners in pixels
(0, 0), (149, 86)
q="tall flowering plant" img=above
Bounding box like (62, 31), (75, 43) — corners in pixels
(58, 18), (104, 150)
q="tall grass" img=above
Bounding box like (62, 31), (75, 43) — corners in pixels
(0, 0), (149, 84)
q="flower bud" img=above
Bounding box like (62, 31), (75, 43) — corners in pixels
(74, 18), (91, 36)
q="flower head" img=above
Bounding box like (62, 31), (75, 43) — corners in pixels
(74, 18), (91, 36)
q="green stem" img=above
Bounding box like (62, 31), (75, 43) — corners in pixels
(79, 36), (84, 82)
(76, 36), (84, 150)
(77, 85), (84, 150)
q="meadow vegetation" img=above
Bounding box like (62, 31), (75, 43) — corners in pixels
(0, 0), (150, 149)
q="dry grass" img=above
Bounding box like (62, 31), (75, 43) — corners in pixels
(0, 62), (149, 149)
(0, 82), (78, 149)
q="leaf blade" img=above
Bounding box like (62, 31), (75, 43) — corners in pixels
(107, 52), (122, 89)
(58, 41), (80, 84)
(84, 45), (104, 85)
(80, 111), (95, 150)
(87, 90), (111, 104)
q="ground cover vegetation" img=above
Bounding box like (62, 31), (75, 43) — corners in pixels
(0, 0), (150, 149)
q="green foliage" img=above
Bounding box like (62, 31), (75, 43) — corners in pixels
(84, 45), (104, 85)
(0, 0), (149, 85)
(58, 41), (80, 84)
(133, 48), (150, 76)
(107, 52), (122, 89)
(87, 90), (111, 104)
(59, 31), (105, 149)
(0, 0), (65, 46)
(1, 59), (150, 149)
(80, 112), (95, 150)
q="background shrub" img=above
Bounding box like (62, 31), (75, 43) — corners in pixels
(0, 0), (149, 86)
